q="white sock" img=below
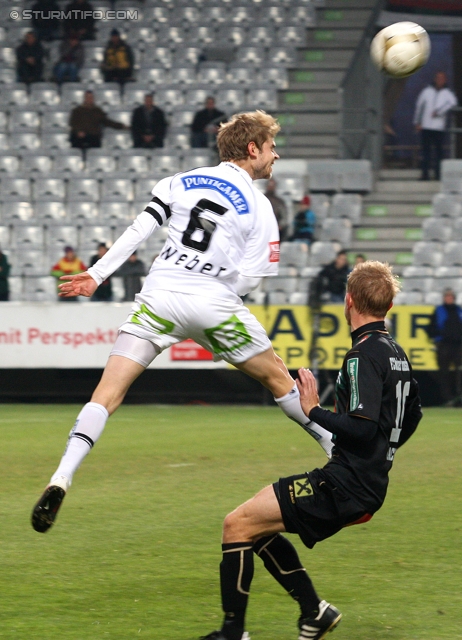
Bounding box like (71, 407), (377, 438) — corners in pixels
(50, 402), (109, 486)
(275, 385), (334, 457)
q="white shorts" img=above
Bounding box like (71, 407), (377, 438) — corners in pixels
(113, 289), (272, 365)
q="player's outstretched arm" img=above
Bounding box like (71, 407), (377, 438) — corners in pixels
(58, 272), (98, 298)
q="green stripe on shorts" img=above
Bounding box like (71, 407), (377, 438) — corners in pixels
(131, 303), (175, 334)
(204, 314), (252, 355)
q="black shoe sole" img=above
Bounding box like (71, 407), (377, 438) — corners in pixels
(31, 485), (66, 533)
(317, 613), (342, 640)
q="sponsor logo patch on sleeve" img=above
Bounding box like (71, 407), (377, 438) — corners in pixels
(269, 241), (280, 263)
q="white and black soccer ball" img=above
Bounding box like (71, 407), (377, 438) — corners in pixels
(370, 21), (431, 78)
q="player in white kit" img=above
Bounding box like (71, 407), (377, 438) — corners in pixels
(32, 111), (333, 534)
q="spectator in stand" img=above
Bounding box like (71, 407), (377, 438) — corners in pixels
(190, 96), (226, 148)
(291, 195), (316, 244)
(63, 0), (95, 40)
(315, 250), (350, 303)
(31, 0), (61, 41)
(89, 243), (112, 301)
(0, 246), (11, 301)
(427, 288), (462, 406)
(115, 251), (146, 302)
(16, 31), (45, 84)
(51, 246), (86, 302)
(414, 71), (457, 181)
(53, 34), (84, 83)
(264, 178), (289, 242)
(354, 253), (366, 265)
(69, 90), (128, 150)
(131, 94), (168, 149)
(101, 29), (134, 84)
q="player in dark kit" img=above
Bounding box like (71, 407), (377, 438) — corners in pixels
(200, 261), (422, 640)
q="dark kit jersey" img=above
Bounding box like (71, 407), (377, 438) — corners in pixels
(310, 321), (422, 514)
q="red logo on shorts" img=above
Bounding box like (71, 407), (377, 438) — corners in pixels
(269, 241), (280, 263)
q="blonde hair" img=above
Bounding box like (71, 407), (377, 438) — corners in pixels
(217, 111), (280, 161)
(347, 261), (401, 317)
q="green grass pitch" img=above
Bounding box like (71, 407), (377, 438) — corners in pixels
(0, 404), (461, 639)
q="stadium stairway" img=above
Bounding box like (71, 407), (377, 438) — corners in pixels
(276, 0), (377, 159)
(348, 169), (440, 272)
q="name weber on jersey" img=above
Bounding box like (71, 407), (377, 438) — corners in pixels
(159, 243), (228, 278)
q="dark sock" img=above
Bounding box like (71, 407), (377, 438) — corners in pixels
(219, 542), (254, 640)
(254, 534), (320, 618)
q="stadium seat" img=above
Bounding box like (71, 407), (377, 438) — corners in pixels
(264, 276), (298, 295)
(401, 275), (433, 293)
(170, 106), (196, 128)
(394, 291), (423, 305)
(60, 84), (86, 108)
(227, 63), (257, 86)
(237, 47), (266, 66)
(340, 160), (373, 193)
(169, 65), (197, 85)
(10, 250), (47, 277)
(268, 291), (289, 305)
(441, 159), (462, 193)
(185, 86), (213, 109)
(117, 149), (150, 174)
(442, 242), (462, 266)
(78, 225), (113, 250)
(166, 128), (191, 150)
(0, 68), (15, 84)
(309, 194), (330, 221)
(85, 149), (118, 175)
(0, 133), (9, 150)
(1, 200), (33, 222)
(102, 131), (132, 150)
(150, 151), (182, 174)
(230, 6), (254, 24)
(41, 133), (71, 150)
(10, 133), (41, 151)
(197, 63), (227, 86)
(307, 161), (342, 193)
(8, 275), (23, 301)
(123, 84), (151, 108)
(329, 194), (362, 223)
(33, 178), (66, 201)
(247, 86), (278, 111)
(289, 291), (309, 305)
(248, 25), (276, 47)
(274, 174), (306, 201)
(67, 178), (100, 202)
(67, 201), (99, 221)
(431, 266), (462, 293)
(320, 218), (352, 245)
(100, 200), (132, 223)
(290, 4), (316, 25)
(277, 25), (307, 46)
(216, 88), (247, 112)
(82, 45), (105, 65)
(0, 151), (20, 174)
(52, 149), (84, 174)
(100, 178), (134, 202)
(20, 151), (53, 175)
(0, 46), (15, 68)
(452, 217), (462, 240)
(35, 201), (67, 221)
(423, 291), (442, 305)
(412, 241), (443, 268)
(9, 109), (40, 133)
(137, 66), (169, 86)
(78, 67), (104, 85)
(431, 193), (462, 218)
(259, 5), (288, 24)
(23, 276), (56, 302)
(13, 225), (45, 249)
(259, 65), (289, 88)
(93, 86), (122, 108)
(310, 241), (339, 267)
(47, 225), (79, 249)
(0, 111), (7, 132)
(215, 25), (246, 47)
(422, 217), (452, 243)
(156, 86), (185, 112)
(140, 47), (172, 69)
(0, 177), (31, 200)
(29, 84), (60, 107)
(134, 177), (162, 201)
(181, 150), (213, 171)
(0, 225), (10, 247)
(267, 46), (298, 66)
(279, 241), (308, 269)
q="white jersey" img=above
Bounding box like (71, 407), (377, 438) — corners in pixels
(88, 162), (279, 301)
(413, 85), (457, 131)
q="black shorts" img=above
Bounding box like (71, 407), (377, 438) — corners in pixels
(274, 468), (370, 549)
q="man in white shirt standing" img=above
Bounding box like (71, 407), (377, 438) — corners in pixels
(32, 110), (334, 534)
(414, 71), (457, 181)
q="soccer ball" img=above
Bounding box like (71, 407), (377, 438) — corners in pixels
(370, 21), (430, 78)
